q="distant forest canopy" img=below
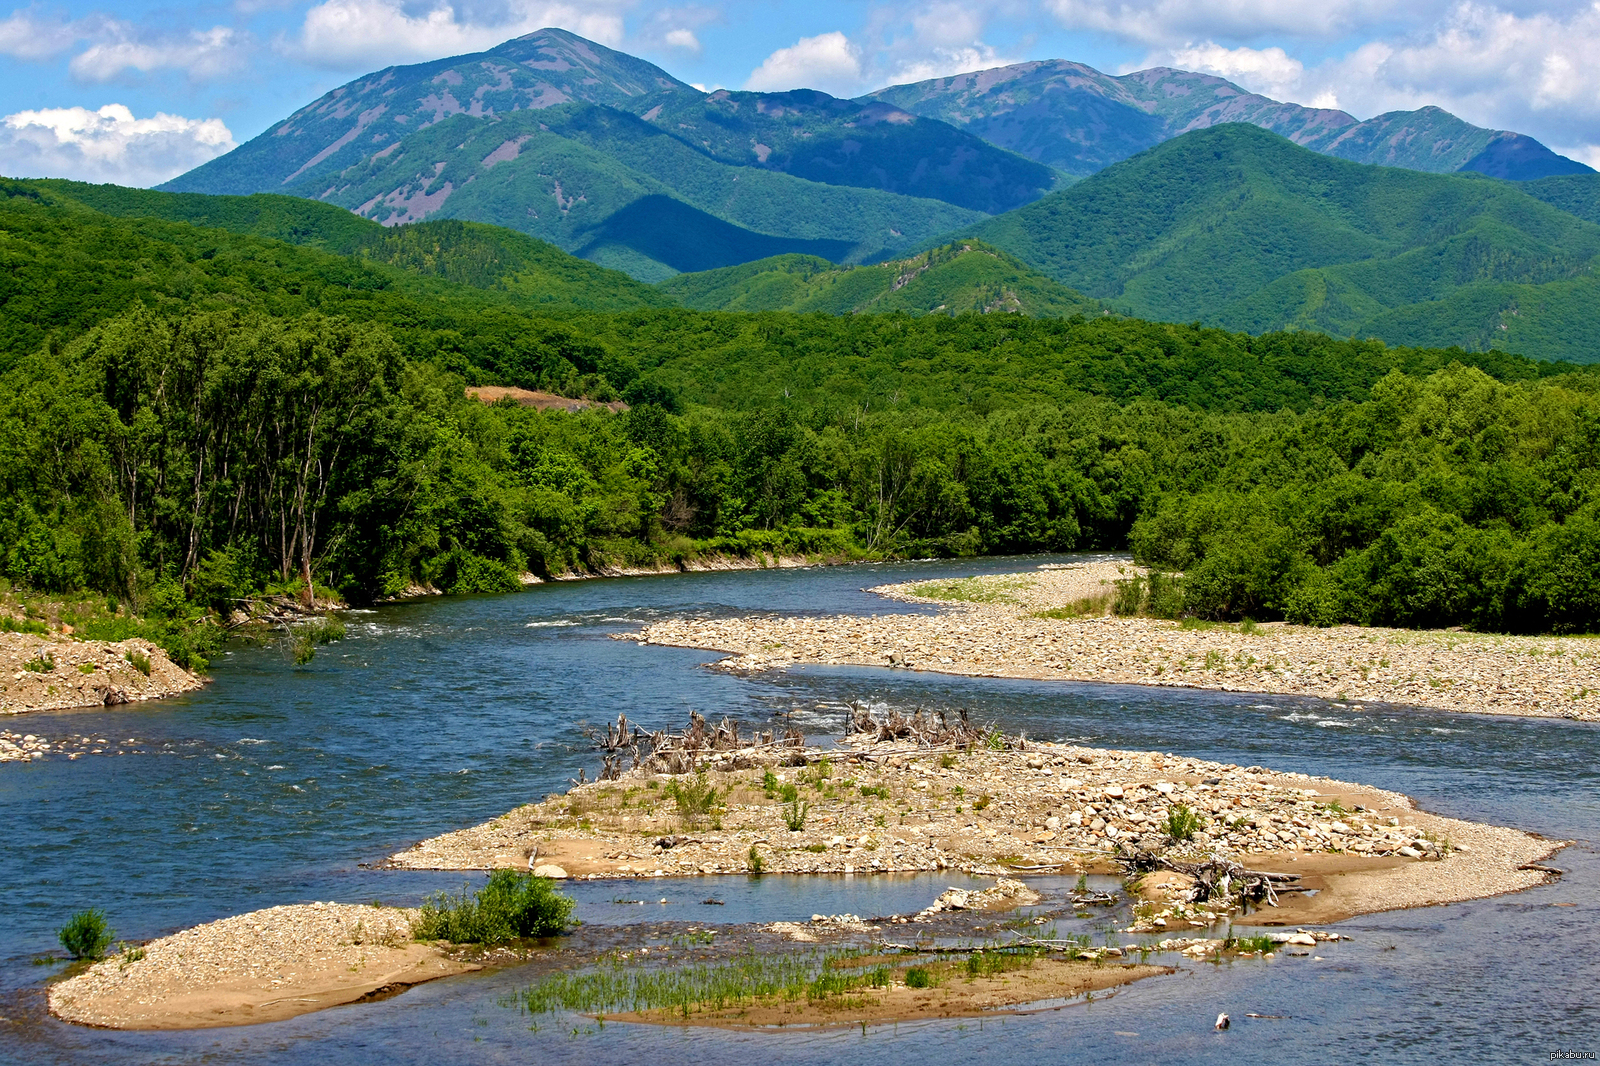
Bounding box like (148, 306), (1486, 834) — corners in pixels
(2, 174), (1598, 655)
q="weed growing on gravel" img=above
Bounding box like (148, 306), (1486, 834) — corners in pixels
(785, 797), (810, 831)
(125, 650), (151, 675)
(665, 772), (721, 829)
(22, 651), (53, 672)
(747, 846), (764, 875)
(1164, 803), (1202, 842)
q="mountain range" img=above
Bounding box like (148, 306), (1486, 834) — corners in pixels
(868, 63), (1591, 181)
(19, 28), (1584, 364)
(162, 29), (1588, 282)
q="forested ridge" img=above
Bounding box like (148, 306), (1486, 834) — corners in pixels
(3, 177), (1598, 667)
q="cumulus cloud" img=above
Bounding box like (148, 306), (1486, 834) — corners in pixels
(293, 0), (625, 67)
(69, 25), (247, 82)
(662, 27), (699, 51)
(745, 30), (863, 94)
(1156, 42), (1308, 101)
(0, 104), (234, 186)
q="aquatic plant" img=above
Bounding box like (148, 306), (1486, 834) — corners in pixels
(1224, 934), (1275, 954)
(514, 948), (901, 1019)
(59, 909), (114, 959)
(413, 871), (574, 944)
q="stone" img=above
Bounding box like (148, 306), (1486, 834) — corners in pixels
(532, 864), (569, 879)
(1397, 846), (1423, 859)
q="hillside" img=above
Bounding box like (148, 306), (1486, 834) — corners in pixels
(866, 62), (1592, 181)
(159, 28), (1044, 279)
(962, 125), (1600, 362)
(0, 177), (667, 362)
(657, 241), (1097, 317)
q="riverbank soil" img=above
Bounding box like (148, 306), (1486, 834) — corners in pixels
(391, 739), (1560, 922)
(637, 562), (1600, 721)
(48, 904), (479, 1030)
(0, 631), (201, 721)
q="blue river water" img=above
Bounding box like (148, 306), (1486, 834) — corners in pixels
(2, 555), (1595, 1064)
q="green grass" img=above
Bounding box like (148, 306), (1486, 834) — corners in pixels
(665, 772), (722, 829)
(914, 575), (1034, 604)
(413, 871), (574, 945)
(1164, 803), (1202, 842)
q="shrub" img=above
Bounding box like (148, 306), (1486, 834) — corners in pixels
(784, 797), (809, 831)
(904, 967), (933, 989)
(124, 650), (150, 676)
(23, 651), (54, 672)
(665, 772), (721, 829)
(413, 871), (574, 944)
(747, 846), (764, 875)
(60, 909), (114, 959)
(1164, 803), (1201, 842)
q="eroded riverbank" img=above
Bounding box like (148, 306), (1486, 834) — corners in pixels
(0, 631), (201, 724)
(637, 563), (1600, 721)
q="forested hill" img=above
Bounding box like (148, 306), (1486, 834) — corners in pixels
(3, 171), (1598, 657)
(964, 124), (1600, 364)
(654, 242), (1099, 317)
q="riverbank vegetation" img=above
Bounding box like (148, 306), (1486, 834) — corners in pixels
(3, 176), (1599, 661)
(413, 872), (574, 945)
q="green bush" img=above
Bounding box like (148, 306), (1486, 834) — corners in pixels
(125, 650), (151, 676)
(1164, 803), (1202, 842)
(413, 871), (574, 944)
(59, 909), (114, 959)
(665, 772), (722, 829)
(904, 967), (933, 988)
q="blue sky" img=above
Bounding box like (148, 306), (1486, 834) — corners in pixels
(4, 0), (1600, 186)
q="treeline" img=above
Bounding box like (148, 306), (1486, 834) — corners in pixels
(4, 306), (1598, 671)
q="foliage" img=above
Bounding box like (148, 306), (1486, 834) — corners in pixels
(747, 846), (764, 875)
(965, 125), (1600, 363)
(664, 772), (721, 829)
(1164, 803), (1202, 842)
(784, 797), (810, 831)
(413, 871), (574, 944)
(657, 242), (1098, 318)
(904, 966), (933, 988)
(59, 909), (114, 959)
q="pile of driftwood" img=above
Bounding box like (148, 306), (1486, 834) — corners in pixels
(846, 702), (1023, 750)
(1119, 851), (1305, 907)
(585, 711), (806, 779)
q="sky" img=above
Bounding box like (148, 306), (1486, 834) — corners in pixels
(3, 0), (1600, 187)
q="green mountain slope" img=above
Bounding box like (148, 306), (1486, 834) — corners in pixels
(282, 105), (977, 281)
(25, 178), (670, 305)
(962, 125), (1600, 362)
(0, 177), (665, 360)
(657, 241), (1097, 317)
(866, 62), (1591, 181)
(1521, 173), (1600, 225)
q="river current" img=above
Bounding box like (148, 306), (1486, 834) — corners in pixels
(2, 555), (1595, 1063)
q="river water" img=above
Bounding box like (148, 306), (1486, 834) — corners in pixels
(2, 555), (1595, 1063)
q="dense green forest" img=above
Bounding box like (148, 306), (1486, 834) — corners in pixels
(3, 176), (1598, 665)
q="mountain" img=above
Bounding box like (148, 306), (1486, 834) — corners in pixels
(160, 29), (1055, 280)
(866, 62), (1592, 181)
(960, 124), (1600, 362)
(656, 240), (1098, 316)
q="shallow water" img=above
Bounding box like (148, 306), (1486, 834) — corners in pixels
(3, 555), (1596, 1063)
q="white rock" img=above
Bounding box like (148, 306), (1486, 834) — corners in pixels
(532, 864), (569, 879)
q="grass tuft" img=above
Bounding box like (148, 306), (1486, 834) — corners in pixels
(413, 871), (574, 945)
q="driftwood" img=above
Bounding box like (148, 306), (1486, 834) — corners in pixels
(583, 711), (807, 780)
(1118, 850), (1303, 907)
(846, 702), (1025, 750)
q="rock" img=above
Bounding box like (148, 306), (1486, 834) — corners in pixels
(1104, 786), (1125, 799)
(532, 864), (569, 879)
(1397, 846), (1423, 859)
(1045, 816), (1060, 830)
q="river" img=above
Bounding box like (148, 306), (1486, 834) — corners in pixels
(2, 555), (1595, 1063)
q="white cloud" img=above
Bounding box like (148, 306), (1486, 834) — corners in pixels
(0, 11), (77, 60)
(1157, 42), (1307, 101)
(1298, 3), (1600, 144)
(663, 27), (699, 51)
(293, 0), (625, 68)
(1044, 0), (1403, 46)
(745, 31), (863, 94)
(0, 104), (234, 186)
(69, 25), (247, 82)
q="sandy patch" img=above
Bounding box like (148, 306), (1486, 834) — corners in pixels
(48, 903), (479, 1030)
